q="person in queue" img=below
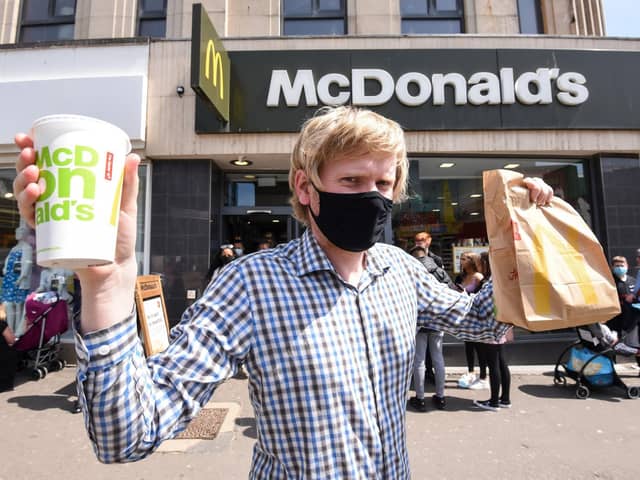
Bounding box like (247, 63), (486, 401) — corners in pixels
(13, 106), (553, 479)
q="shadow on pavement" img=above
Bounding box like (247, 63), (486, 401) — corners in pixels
(7, 393), (79, 412)
(236, 416), (257, 439)
(518, 382), (631, 403)
(5, 380), (79, 413)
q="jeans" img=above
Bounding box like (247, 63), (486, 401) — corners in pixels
(414, 329), (445, 398)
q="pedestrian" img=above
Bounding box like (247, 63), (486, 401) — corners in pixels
(408, 244), (453, 411)
(0, 313), (18, 393)
(607, 256), (638, 336)
(410, 231), (452, 387)
(473, 251), (513, 411)
(14, 106), (553, 479)
(205, 244), (237, 284)
(607, 255), (640, 371)
(455, 251), (489, 390)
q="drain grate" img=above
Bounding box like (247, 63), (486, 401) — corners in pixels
(175, 408), (228, 440)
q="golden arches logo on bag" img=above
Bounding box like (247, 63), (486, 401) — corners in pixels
(529, 221), (597, 315)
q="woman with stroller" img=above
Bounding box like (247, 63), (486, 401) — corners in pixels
(473, 252), (513, 411)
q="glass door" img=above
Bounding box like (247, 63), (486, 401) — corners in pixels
(221, 209), (301, 254)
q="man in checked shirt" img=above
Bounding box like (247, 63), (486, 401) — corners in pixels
(14, 106), (553, 479)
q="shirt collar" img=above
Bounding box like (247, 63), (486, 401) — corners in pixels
(293, 229), (390, 278)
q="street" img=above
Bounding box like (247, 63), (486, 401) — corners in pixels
(1, 363), (638, 480)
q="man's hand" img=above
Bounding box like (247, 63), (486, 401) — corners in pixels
(14, 133), (141, 333)
(523, 177), (554, 206)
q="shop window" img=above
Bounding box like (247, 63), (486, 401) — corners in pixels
(19, 0), (77, 43)
(0, 169), (21, 263)
(282, 0), (346, 36)
(517, 0), (544, 34)
(224, 173), (291, 207)
(400, 0), (464, 34)
(138, 0), (167, 38)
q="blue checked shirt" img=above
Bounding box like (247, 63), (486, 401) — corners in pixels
(75, 229), (505, 479)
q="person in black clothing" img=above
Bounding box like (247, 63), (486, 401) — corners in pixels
(206, 245), (237, 284)
(607, 256), (639, 335)
(473, 252), (513, 411)
(0, 317), (18, 392)
(607, 255), (640, 371)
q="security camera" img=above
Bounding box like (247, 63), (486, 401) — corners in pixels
(176, 85), (185, 97)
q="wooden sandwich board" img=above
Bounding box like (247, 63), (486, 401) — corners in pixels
(135, 275), (170, 356)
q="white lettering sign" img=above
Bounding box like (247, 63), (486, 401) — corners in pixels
(266, 67), (589, 108)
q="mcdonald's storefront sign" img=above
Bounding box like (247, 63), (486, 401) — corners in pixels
(190, 3), (230, 122)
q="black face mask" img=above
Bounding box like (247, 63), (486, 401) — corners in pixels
(310, 186), (393, 252)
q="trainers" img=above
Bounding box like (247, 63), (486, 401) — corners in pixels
(499, 400), (512, 408)
(473, 399), (499, 411)
(431, 394), (446, 410)
(457, 372), (476, 389)
(469, 378), (489, 390)
(409, 396), (427, 412)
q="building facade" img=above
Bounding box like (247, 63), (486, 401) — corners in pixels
(1, 0), (639, 358)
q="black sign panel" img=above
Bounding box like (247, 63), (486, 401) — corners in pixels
(194, 49), (640, 133)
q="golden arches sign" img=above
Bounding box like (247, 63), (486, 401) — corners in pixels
(191, 3), (230, 122)
(205, 39), (224, 100)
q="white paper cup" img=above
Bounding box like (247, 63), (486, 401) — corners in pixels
(31, 114), (131, 269)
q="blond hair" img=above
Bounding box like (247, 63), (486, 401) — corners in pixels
(288, 106), (408, 224)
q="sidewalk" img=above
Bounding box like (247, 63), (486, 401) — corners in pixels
(1, 362), (639, 480)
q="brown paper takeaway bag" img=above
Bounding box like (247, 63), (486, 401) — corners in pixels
(483, 169), (620, 332)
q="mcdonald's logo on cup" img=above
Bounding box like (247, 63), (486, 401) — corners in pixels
(191, 3), (230, 122)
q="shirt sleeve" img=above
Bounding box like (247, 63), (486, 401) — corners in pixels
(74, 262), (254, 463)
(416, 268), (508, 342)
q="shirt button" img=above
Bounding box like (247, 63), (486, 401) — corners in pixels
(97, 345), (110, 356)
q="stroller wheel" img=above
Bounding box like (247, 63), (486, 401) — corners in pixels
(49, 360), (64, 372)
(553, 374), (566, 386)
(575, 385), (590, 399)
(627, 386), (639, 399)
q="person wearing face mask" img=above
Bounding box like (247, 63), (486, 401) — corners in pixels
(607, 256), (639, 339)
(205, 245), (237, 284)
(13, 106), (555, 479)
(607, 256), (640, 371)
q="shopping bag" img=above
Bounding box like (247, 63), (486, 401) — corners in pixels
(483, 169), (620, 332)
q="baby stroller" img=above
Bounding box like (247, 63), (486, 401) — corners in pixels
(13, 291), (69, 380)
(553, 324), (639, 400)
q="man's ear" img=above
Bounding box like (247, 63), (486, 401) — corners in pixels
(294, 170), (312, 207)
